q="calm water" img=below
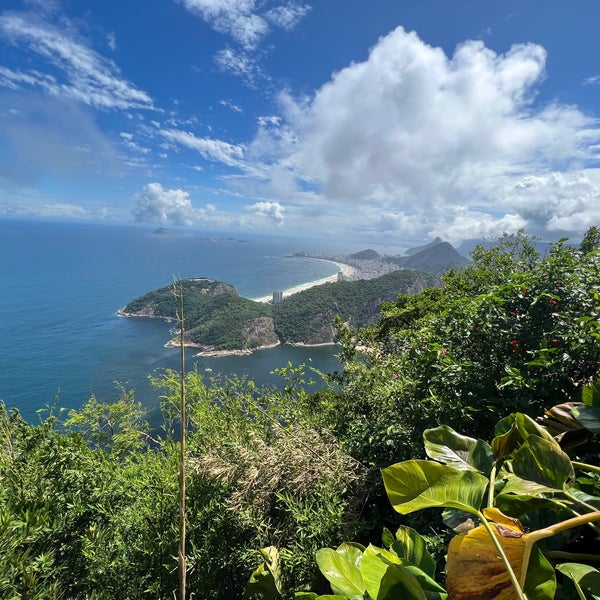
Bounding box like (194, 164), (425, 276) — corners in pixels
(0, 219), (350, 422)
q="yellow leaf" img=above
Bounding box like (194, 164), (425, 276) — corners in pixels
(446, 516), (527, 600)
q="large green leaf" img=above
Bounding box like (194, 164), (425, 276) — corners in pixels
(492, 413), (555, 458)
(382, 460), (488, 515)
(509, 435), (574, 490)
(316, 548), (365, 600)
(336, 542), (365, 568)
(360, 552), (426, 600)
(523, 546), (556, 600)
(582, 380), (600, 407)
(423, 426), (495, 475)
(556, 563), (600, 598)
(243, 546), (281, 600)
(390, 526), (436, 578)
(402, 565), (448, 600)
(572, 404), (600, 434)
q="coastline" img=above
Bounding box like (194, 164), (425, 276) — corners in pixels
(119, 259), (357, 357)
(250, 260), (357, 303)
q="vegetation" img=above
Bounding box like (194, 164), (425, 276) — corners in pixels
(122, 269), (437, 351)
(2, 229), (600, 598)
(272, 404), (600, 600)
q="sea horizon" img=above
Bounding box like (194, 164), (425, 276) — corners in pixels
(0, 218), (381, 422)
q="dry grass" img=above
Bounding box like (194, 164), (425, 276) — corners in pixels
(192, 424), (368, 523)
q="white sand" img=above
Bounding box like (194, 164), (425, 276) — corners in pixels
(250, 261), (357, 303)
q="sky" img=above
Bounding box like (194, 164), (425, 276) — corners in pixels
(1, 0), (600, 246)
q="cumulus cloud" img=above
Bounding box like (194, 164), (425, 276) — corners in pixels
(507, 171), (600, 234)
(0, 12), (153, 110)
(179, 0), (309, 49)
(246, 200), (285, 224)
(132, 183), (200, 225)
(247, 26), (600, 242)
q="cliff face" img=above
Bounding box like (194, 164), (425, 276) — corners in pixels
(242, 316), (279, 349)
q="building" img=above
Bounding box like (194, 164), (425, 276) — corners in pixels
(272, 290), (284, 303)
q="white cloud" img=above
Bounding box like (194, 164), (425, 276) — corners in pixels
(220, 99), (243, 113)
(265, 3), (311, 30)
(214, 47), (263, 84)
(160, 128), (245, 167)
(507, 171), (600, 234)
(132, 183), (199, 225)
(0, 13), (153, 110)
(247, 26), (600, 242)
(178, 0), (309, 49)
(246, 200), (285, 224)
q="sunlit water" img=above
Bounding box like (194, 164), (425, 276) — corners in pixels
(0, 219), (356, 422)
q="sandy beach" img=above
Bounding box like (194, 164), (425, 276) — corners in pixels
(250, 260), (357, 303)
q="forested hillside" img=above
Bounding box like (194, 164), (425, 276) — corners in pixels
(2, 230), (600, 599)
(121, 268), (437, 351)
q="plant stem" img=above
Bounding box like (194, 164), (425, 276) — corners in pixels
(477, 510), (528, 600)
(487, 464), (497, 508)
(572, 460), (600, 475)
(176, 280), (187, 600)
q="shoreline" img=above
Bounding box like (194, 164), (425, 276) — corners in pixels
(250, 260), (357, 303)
(119, 259), (357, 357)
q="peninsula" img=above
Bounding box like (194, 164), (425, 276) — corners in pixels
(119, 241), (467, 355)
(119, 269), (437, 355)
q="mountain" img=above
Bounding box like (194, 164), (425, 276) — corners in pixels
(405, 237), (443, 255)
(385, 241), (468, 275)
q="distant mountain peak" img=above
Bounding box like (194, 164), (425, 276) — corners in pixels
(405, 237), (443, 256)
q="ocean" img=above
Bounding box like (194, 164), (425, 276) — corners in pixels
(0, 219), (357, 423)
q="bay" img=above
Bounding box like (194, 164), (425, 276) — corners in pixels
(0, 219), (348, 422)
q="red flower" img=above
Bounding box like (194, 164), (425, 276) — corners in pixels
(549, 298), (557, 306)
(510, 340), (519, 346)
(509, 311), (517, 317)
(440, 349), (447, 355)
(392, 373), (399, 380)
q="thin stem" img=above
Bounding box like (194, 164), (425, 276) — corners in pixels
(544, 551), (600, 562)
(572, 460), (600, 475)
(176, 280), (187, 600)
(528, 511), (600, 543)
(487, 464), (497, 508)
(477, 511), (528, 600)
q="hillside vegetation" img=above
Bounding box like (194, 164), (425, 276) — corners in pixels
(121, 269), (437, 351)
(2, 229), (600, 599)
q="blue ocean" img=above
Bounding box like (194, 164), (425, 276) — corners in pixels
(0, 219), (358, 422)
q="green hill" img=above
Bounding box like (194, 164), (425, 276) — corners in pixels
(121, 269), (437, 352)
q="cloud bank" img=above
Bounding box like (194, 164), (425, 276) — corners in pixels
(248, 26), (600, 242)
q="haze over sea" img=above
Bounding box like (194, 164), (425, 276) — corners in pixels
(0, 219), (394, 423)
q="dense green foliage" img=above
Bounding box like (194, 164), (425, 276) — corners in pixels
(306, 233), (600, 471)
(272, 270), (436, 344)
(284, 406), (600, 600)
(123, 278), (274, 351)
(0, 375), (367, 599)
(2, 230), (600, 599)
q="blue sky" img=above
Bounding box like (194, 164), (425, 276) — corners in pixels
(1, 0), (600, 245)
